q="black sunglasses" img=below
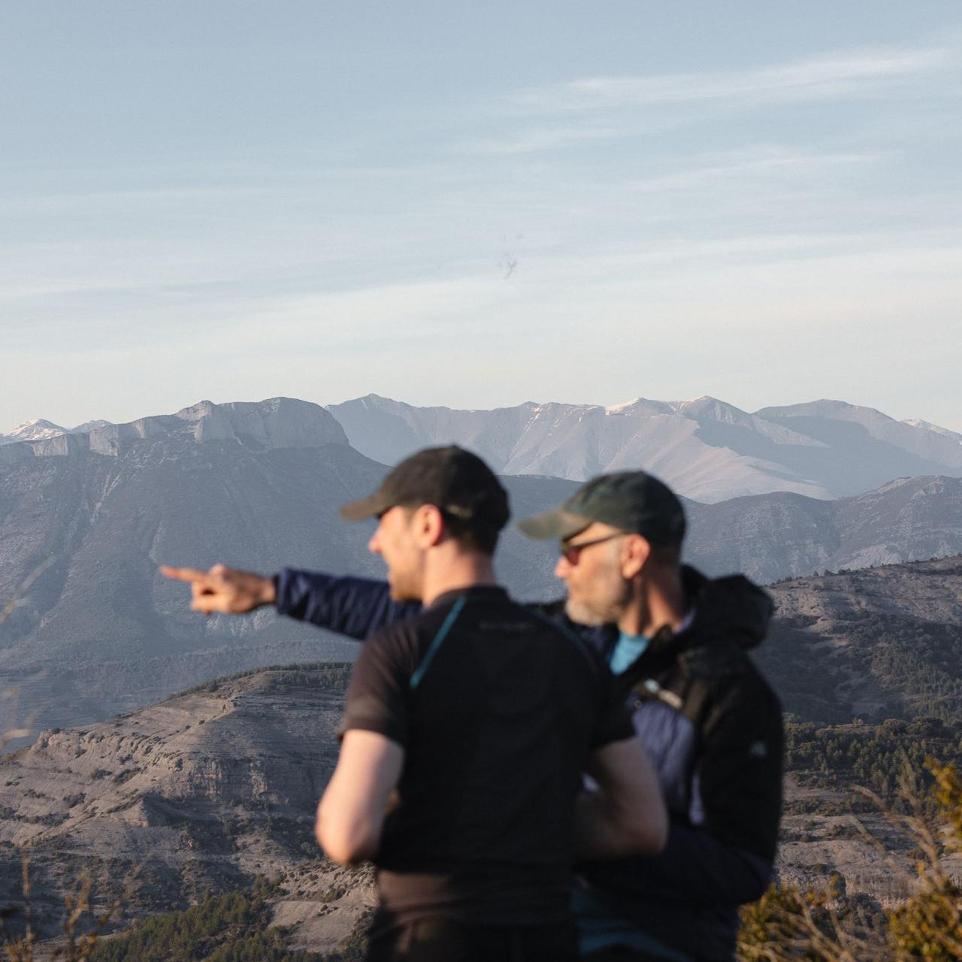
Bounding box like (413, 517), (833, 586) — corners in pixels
(559, 532), (623, 565)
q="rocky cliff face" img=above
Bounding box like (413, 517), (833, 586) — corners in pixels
(0, 664), (374, 951)
(686, 475), (962, 583)
(760, 555), (962, 725)
(0, 399), (575, 738)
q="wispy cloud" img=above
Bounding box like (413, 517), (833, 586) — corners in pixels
(515, 46), (951, 113)
(626, 145), (881, 194)
(465, 124), (620, 155)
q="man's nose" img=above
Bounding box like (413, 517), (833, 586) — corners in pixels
(368, 530), (382, 554)
(554, 555), (570, 580)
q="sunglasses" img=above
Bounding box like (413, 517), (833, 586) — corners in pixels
(559, 532), (623, 565)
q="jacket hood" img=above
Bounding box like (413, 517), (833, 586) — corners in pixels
(681, 565), (773, 651)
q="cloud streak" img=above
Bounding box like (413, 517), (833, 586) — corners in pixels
(514, 46), (951, 113)
(626, 145), (881, 194)
(465, 124), (620, 155)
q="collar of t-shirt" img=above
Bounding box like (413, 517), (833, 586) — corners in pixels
(426, 584), (508, 610)
(608, 608), (696, 675)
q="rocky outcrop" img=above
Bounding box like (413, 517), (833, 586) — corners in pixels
(685, 475), (962, 583)
(759, 555), (962, 725)
(0, 665), (375, 948)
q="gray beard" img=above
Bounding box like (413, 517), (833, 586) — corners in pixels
(564, 579), (633, 627)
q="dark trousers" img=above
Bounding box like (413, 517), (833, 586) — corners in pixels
(365, 913), (579, 962)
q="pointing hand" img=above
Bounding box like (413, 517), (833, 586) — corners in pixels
(159, 564), (276, 614)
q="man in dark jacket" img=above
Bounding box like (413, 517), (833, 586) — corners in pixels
(163, 470), (783, 962)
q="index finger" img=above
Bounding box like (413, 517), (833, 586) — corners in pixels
(160, 565), (212, 584)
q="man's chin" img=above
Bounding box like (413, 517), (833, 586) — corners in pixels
(564, 597), (608, 627)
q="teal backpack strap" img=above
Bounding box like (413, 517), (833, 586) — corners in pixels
(410, 596), (466, 690)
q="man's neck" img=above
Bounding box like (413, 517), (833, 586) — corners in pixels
(618, 569), (686, 637)
(421, 551), (498, 607)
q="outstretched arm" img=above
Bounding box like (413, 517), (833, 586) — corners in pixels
(274, 568), (419, 639)
(160, 564), (420, 640)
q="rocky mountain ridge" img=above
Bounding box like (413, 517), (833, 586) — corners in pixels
(761, 554), (962, 725)
(687, 474), (962, 583)
(328, 394), (962, 502)
(9, 394), (962, 503)
(3, 395), (962, 740)
(0, 397), (347, 462)
(0, 399), (574, 738)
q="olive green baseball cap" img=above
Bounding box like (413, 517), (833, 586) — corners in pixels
(518, 470), (686, 545)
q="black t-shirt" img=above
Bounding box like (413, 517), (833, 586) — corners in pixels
(340, 585), (634, 925)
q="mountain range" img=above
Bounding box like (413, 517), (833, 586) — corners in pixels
(0, 398), (575, 738)
(7, 394), (962, 504)
(3, 397), (962, 739)
(327, 394), (962, 502)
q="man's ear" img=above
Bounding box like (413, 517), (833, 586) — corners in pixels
(411, 504), (446, 548)
(620, 534), (651, 580)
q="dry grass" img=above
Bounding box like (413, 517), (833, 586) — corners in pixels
(1, 854), (132, 962)
(739, 759), (962, 962)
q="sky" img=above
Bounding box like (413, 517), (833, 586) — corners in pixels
(2, 1), (961, 431)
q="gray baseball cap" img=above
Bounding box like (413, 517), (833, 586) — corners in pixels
(518, 470), (686, 545)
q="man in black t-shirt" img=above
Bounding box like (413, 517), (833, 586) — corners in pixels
(314, 446), (666, 962)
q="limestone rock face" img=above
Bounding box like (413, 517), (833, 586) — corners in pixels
(0, 665), (375, 949)
(0, 419), (68, 445)
(684, 475), (962, 584)
(0, 401), (573, 739)
(78, 397), (349, 457)
(759, 555), (962, 725)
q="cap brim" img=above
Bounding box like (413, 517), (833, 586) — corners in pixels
(517, 508), (592, 541)
(340, 490), (392, 522)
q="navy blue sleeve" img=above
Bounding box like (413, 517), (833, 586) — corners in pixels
(274, 568), (421, 640)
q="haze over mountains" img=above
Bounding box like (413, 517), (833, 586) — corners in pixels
(3, 395), (962, 738)
(7, 392), (962, 503)
(329, 394), (962, 502)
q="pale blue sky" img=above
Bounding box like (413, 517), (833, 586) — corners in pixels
(3, 1), (961, 430)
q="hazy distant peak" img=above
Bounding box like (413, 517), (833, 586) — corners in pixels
(673, 395), (752, 423)
(69, 419), (114, 434)
(351, 392), (404, 408)
(605, 397), (674, 416)
(8, 397), (354, 458)
(904, 418), (962, 442)
(3, 418), (68, 442)
(174, 399), (218, 421)
(757, 398), (891, 422)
